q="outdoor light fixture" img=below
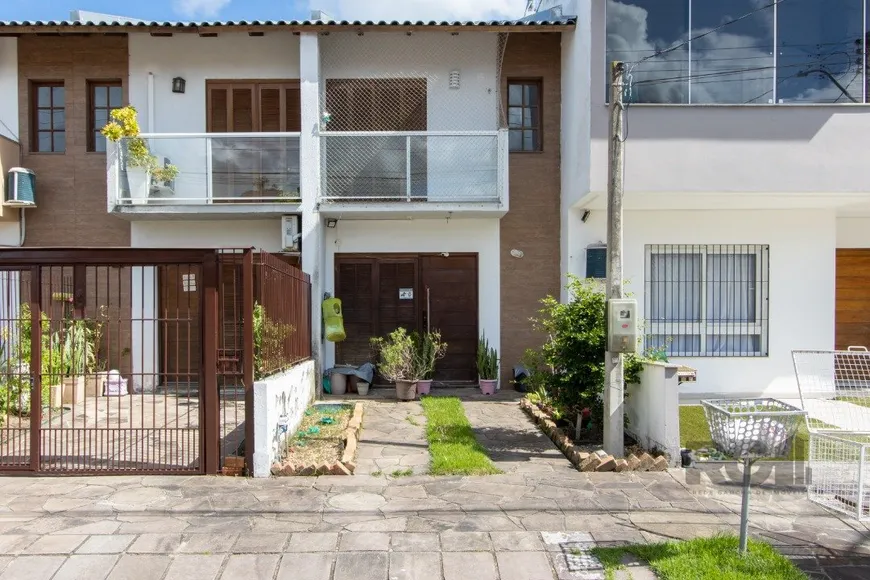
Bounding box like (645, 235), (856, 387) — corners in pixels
(172, 77), (186, 94)
(325, 218), (338, 228)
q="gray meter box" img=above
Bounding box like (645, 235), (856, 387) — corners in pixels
(607, 298), (638, 354)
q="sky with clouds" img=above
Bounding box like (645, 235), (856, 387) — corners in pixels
(0, 0), (527, 22)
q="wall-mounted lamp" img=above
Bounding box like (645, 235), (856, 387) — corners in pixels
(325, 218), (338, 228)
(449, 70), (461, 90)
(171, 77), (186, 94)
(581, 209), (591, 223)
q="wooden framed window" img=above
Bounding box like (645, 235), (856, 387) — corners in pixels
(206, 80), (300, 133)
(507, 79), (542, 152)
(31, 81), (65, 153)
(88, 80), (123, 152)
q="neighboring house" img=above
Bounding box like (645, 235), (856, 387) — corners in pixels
(553, 0), (870, 400)
(0, 14), (580, 389)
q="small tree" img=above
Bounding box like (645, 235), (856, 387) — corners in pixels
(412, 331), (447, 380)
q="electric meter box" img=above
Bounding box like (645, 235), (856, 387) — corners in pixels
(607, 298), (638, 354)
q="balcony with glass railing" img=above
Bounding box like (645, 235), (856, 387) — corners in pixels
(107, 133), (301, 216)
(318, 131), (509, 215)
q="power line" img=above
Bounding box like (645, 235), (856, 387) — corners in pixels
(628, 0), (788, 72)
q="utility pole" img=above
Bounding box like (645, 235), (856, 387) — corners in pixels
(604, 61), (625, 458)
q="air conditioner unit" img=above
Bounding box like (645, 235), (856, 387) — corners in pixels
(4, 168), (36, 207)
(281, 215), (301, 253)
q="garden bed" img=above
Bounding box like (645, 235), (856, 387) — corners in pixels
(521, 398), (669, 472)
(270, 402), (364, 476)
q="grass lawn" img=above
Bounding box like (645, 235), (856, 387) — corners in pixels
(592, 535), (806, 580)
(680, 405), (809, 462)
(420, 396), (501, 476)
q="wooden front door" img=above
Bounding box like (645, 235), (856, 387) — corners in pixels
(159, 264), (201, 384)
(334, 254), (477, 383)
(422, 255), (478, 382)
(836, 249), (870, 349)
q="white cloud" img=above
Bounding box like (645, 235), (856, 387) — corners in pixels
(309, 0), (522, 22)
(173, 0), (232, 19)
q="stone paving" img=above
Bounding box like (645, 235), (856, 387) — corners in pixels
(0, 392), (868, 578)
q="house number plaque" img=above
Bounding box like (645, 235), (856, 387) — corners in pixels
(399, 288), (414, 300)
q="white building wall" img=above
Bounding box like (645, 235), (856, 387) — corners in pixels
(837, 217), (870, 248)
(0, 38), (18, 142)
(126, 33), (301, 203)
(131, 219), (283, 251)
(322, 218), (500, 371)
(581, 209), (835, 399)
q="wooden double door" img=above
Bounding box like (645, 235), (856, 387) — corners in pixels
(335, 254), (478, 383)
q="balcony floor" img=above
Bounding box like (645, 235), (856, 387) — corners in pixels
(110, 202), (303, 220)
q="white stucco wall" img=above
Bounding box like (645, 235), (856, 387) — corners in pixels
(322, 218), (500, 371)
(579, 209), (836, 399)
(625, 362), (681, 465)
(252, 359), (316, 477)
(559, 3), (593, 299)
(0, 38), (18, 142)
(131, 219), (283, 251)
(127, 33), (301, 202)
(837, 217), (870, 248)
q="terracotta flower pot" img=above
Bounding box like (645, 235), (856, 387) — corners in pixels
(479, 379), (497, 396)
(395, 380), (417, 401)
(417, 379), (433, 396)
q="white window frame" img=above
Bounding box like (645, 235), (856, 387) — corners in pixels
(645, 244), (769, 357)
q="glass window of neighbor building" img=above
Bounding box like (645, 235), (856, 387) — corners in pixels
(606, 0), (868, 104)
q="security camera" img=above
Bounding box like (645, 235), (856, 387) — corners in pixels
(440, 252), (450, 257)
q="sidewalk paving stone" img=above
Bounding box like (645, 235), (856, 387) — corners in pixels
(443, 552), (498, 580)
(334, 552), (389, 580)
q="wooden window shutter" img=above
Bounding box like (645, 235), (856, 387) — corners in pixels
(284, 86), (301, 132)
(231, 87), (255, 132)
(259, 86), (283, 132)
(208, 86), (229, 132)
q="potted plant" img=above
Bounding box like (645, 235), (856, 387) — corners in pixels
(413, 330), (447, 396)
(101, 106), (179, 205)
(477, 333), (499, 395)
(370, 328), (418, 401)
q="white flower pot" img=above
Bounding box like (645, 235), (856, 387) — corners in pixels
(127, 167), (151, 205)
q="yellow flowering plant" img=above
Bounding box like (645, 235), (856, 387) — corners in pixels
(101, 106), (179, 183)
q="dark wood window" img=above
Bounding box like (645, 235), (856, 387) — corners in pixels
(206, 81), (300, 133)
(507, 79), (542, 152)
(31, 82), (65, 153)
(88, 80), (123, 152)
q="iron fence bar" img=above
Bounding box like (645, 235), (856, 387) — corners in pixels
(406, 136), (412, 202)
(0, 249), (220, 266)
(29, 265), (40, 472)
(201, 254), (220, 474)
(242, 250), (255, 474)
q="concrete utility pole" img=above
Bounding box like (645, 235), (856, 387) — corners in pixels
(604, 61), (626, 458)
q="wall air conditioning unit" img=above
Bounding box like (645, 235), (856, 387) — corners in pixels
(4, 168), (36, 207)
(281, 214), (301, 253)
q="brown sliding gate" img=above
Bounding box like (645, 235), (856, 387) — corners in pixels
(0, 248), (311, 475)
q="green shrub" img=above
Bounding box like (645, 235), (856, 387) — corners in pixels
(412, 331), (447, 381)
(523, 276), (668, 425)
(253, 302), (295, 380)
(370, 328), (417, 382)
(476, 333), (498, 380)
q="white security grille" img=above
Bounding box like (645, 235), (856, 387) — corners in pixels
(317, 31), (509, 203)
(793, 349), (870, 521)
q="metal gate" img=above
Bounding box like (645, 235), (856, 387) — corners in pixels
(0, 249), (224, 475)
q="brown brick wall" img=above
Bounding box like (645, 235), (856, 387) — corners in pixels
(500, 32), (562, 384)
(18, 35), (130, 247)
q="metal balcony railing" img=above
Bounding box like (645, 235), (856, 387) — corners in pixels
(319, 130), (507, 204)
(108, 133), (301, 206)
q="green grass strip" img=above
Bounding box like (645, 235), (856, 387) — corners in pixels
(592, 535), (806, 580)
(420, 396), (501, 476)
